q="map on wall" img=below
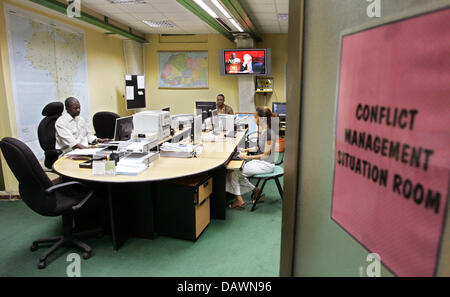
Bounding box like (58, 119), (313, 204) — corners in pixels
(158, 51), (208, 88)
(5, 5), (89, 160)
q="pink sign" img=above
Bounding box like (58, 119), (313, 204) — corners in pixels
(332, 8), (450, 276)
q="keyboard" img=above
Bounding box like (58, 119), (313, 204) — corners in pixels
(99, 145), (118, 153)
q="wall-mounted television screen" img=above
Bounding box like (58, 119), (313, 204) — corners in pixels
(219, 48), (271, 76)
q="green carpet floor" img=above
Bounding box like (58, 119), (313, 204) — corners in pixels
(0, 176), (282, 277)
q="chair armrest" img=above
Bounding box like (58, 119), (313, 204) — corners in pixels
(72, 190), (94, 212)
(45, 181), (86, 194)
(45, 181), (94, 212)
(245, 131), (258, 140)
(44, 149), (63, 169)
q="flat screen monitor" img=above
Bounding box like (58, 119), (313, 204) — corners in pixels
(195, 101), (217, 121)
(114, 116), (133, 141)
(219, 114), (235, 131)
(272, 102), (287, 116)
(219, 48), (271, 76)
(193, 115), (202, 145)
(211, 109), (220, 135)
(162, 107), (170, 112)
(236, 113), (257, 134)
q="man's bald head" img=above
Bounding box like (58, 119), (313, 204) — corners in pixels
(65, 97), (80, 118)
(65, 97), (78, 108)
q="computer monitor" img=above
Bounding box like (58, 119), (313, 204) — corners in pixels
(219, 114), (235, 131)
(272, 102), (287, 117)
(211, 109), (221, 135)
(162, 107), (170, 112)
(193, 115), (202, 145)
(195, 101), (217, 121)
(114, 116), (133, 141)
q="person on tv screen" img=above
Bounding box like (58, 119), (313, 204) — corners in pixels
(252, 55), (265, 73)
(226, 52), (241, 64)
(55, 97), (109, 153)
(216, 94), (234, 115)
(240, 54), (253, 73)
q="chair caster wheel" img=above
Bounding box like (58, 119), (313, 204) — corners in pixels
(38, 261), (46, 269)
(30, 244), (38, 252)
(82, 252), (91, 259)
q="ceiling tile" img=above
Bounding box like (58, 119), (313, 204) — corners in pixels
(73, 0), (289, 35)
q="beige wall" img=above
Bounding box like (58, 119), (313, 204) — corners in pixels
(144, 33), (288, 114)
(0, 21), (11, 191)
(144, 34), (237, 115)
(0, 0), (128, 191)
(256, 34), (288, 108)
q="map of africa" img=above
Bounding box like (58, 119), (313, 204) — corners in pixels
(159, 52), (208, 88)
(6, 8), (89, 160)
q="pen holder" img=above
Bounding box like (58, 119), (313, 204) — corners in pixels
(109, 152), (120, 165)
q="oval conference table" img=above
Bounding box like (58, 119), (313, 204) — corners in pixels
(53, 131), (246, 250)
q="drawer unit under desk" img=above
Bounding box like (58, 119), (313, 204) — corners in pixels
(154, 174), (213, 240)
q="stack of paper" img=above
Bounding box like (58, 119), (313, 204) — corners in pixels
(115, 152), (159, 176)
(115, 164), (147, 176)
(160, 143), (201, 158)
(65, 148), (103, 159)
(117, 152), (159, 167)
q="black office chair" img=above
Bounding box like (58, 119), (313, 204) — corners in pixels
(0, 137), (101, 269)
(93, 111), (120, 139)
(37, 102), (64, 169)
(245, 130), (259, 151)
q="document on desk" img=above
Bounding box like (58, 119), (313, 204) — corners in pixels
(65, 148), (103, 158)
(160, 143), (201, 158)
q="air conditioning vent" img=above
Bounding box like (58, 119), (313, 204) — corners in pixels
(143, 20), (176, 28)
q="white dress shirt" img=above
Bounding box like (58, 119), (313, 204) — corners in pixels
(55, 112), (97, 153)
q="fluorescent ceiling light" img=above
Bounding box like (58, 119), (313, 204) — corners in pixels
(194, 0), (244, 33)
(210, 0), (231, 19)
(107, 0), (146, 3)
(229, 18), (243, 32)
(193, 0), (218, 18)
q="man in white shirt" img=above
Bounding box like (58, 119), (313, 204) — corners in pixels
(55, 97), (109, 153)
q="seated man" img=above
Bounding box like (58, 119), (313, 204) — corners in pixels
(55, 97), (109, 153)
(216, 94), (234, 115)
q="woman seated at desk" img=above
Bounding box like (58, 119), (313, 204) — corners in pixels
(226, 106), (276, 209)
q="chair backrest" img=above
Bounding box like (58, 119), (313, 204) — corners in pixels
(275, 151), (284, 166)
(38, 102), (64, 151)
(0, 137), (55, 216)
(246, 130), (259, 149)
(93, 111), (120, 139)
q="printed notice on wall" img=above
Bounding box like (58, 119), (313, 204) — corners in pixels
(331, 8), (450, 276)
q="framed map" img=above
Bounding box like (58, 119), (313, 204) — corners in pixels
(158, 51), (208, 89)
